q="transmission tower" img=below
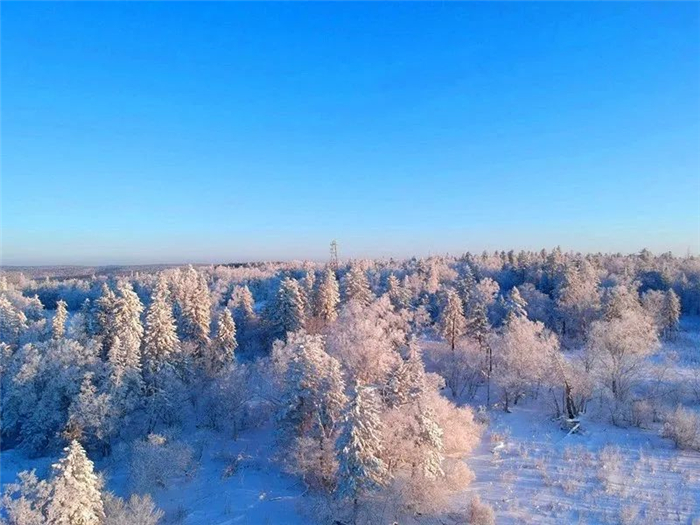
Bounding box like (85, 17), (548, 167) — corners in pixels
(330, 240), (339, 270)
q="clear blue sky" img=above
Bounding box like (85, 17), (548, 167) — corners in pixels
(2, 2), (699, 265)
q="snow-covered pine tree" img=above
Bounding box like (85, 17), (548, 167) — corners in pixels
(179, 267), (212, 351)
(208, 308), (237, 374)
(343, 265), (374, 307)
(456, 264), (478, 307)
(0, 294), (27, 346)
(386, 273), (409, 310)
(414, 405), (444, 479)
(384, 339), (426, 408)
(142, 275), (179, 379)
(230, 284), (255, 322)
(439, 288), (466, 351)
(504, 287), (528, 324)
(301, 269), (316, 317)
(336, 383), (388, 508)
(95, 284), (117, 356)
(662, 289), (681, 339)
(272, 277), (306, 339)
(52, 300), (68, 340)
(112, 281), (144, 373)
(45, 440), (105, 525)
(315, 268), (340, 323)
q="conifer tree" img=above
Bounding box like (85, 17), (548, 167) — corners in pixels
(112, 281), (144, 373)
(384, 340), (426, 408)
(273, 277), (306, 338)
(662, 289), (681, 339)
(315, 269), (340, 323)
(336, 384), (388, 510)
(343, 265), (373, 307)
(386, 273), (409, 309)
(179, 268), (212, 350)
(52, 300), (68, 340)
(414, 405), (444, 479)
(504, 287), (528, 324)
(143, 275), (179, 378)
(46, 440), (105, 525)
(209, 309), (237, 374)
(95, 284), (117, 354)
(231, 284), (255, 322)
(0, 295), (27, 346)
(439, 289), (466, 351)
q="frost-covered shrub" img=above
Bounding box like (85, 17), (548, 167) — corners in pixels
(129, 434), (196, 493)
(467, 495), (496, 525)
(662, 406), (700, 451)
(104, 493), (164, 525)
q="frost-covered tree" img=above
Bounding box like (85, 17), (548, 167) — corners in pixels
(275, 332), (346, 491)
(491, 316), (559, 412)
(277, 332), (346, 440)
(229, 284), (255, 322)
(52, 300), (68, 340)
(67, 373), (115, 456)
(343, 265), (374, 306)
(386, 273), (410, 310)
(603, 283), (642, 321)
(112, 281), (144, 373)
(439, 289), (466, 351)
(327, 297), (405, 385)
(95, 284), (117, 355)
(586, 309), (658, 405)
(383, 340), (426, 408)
(556, 260), (601, 338)
(503, 287), (527, 324)
(207, 309), (237, 374)
(661, 289), (681, 339)
(414, 406), (444, 479)
(46, 440), (105, 525)
(315, 269), (340, 323)
(176, 267), (212, 351)
(0, 294), (27, 346)
(271, 277), (306, 339)
(301, 269), (316, 316)
(336, 384), (388, 511)
(142, 276), (179, 378)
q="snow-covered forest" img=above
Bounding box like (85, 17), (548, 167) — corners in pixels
(1, 248), (699, 524)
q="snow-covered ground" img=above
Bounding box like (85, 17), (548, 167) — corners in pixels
(2, 319), (699, 524)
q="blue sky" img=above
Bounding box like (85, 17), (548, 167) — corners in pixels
(2, 2), (699, 265)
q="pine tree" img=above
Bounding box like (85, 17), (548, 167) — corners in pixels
(112, 281), (144, 372)
(179, 268), (212, 350)
(209, 309), (237, 374)
(504, 287), (528, 324)
(52, 300), (69, 340)
(439, 289), (466, 351)
(95, 284), (117, 354)
(384, 340), (426, 408)
(386, 273), (409, 309)
(143, 275), (179, 378)
(46, 440), (105, 525)
(343, 265), (373, 307)
(336, 384), (388, 508)
(315, 269), (340, 323)
(273, 277), (306, 338)
(662, 289), (681, 339)
(414, 405), (444, 479)
(0, 295), (27, 346)
(230, 284), (255, 322)
(301, 269), (316, 316)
